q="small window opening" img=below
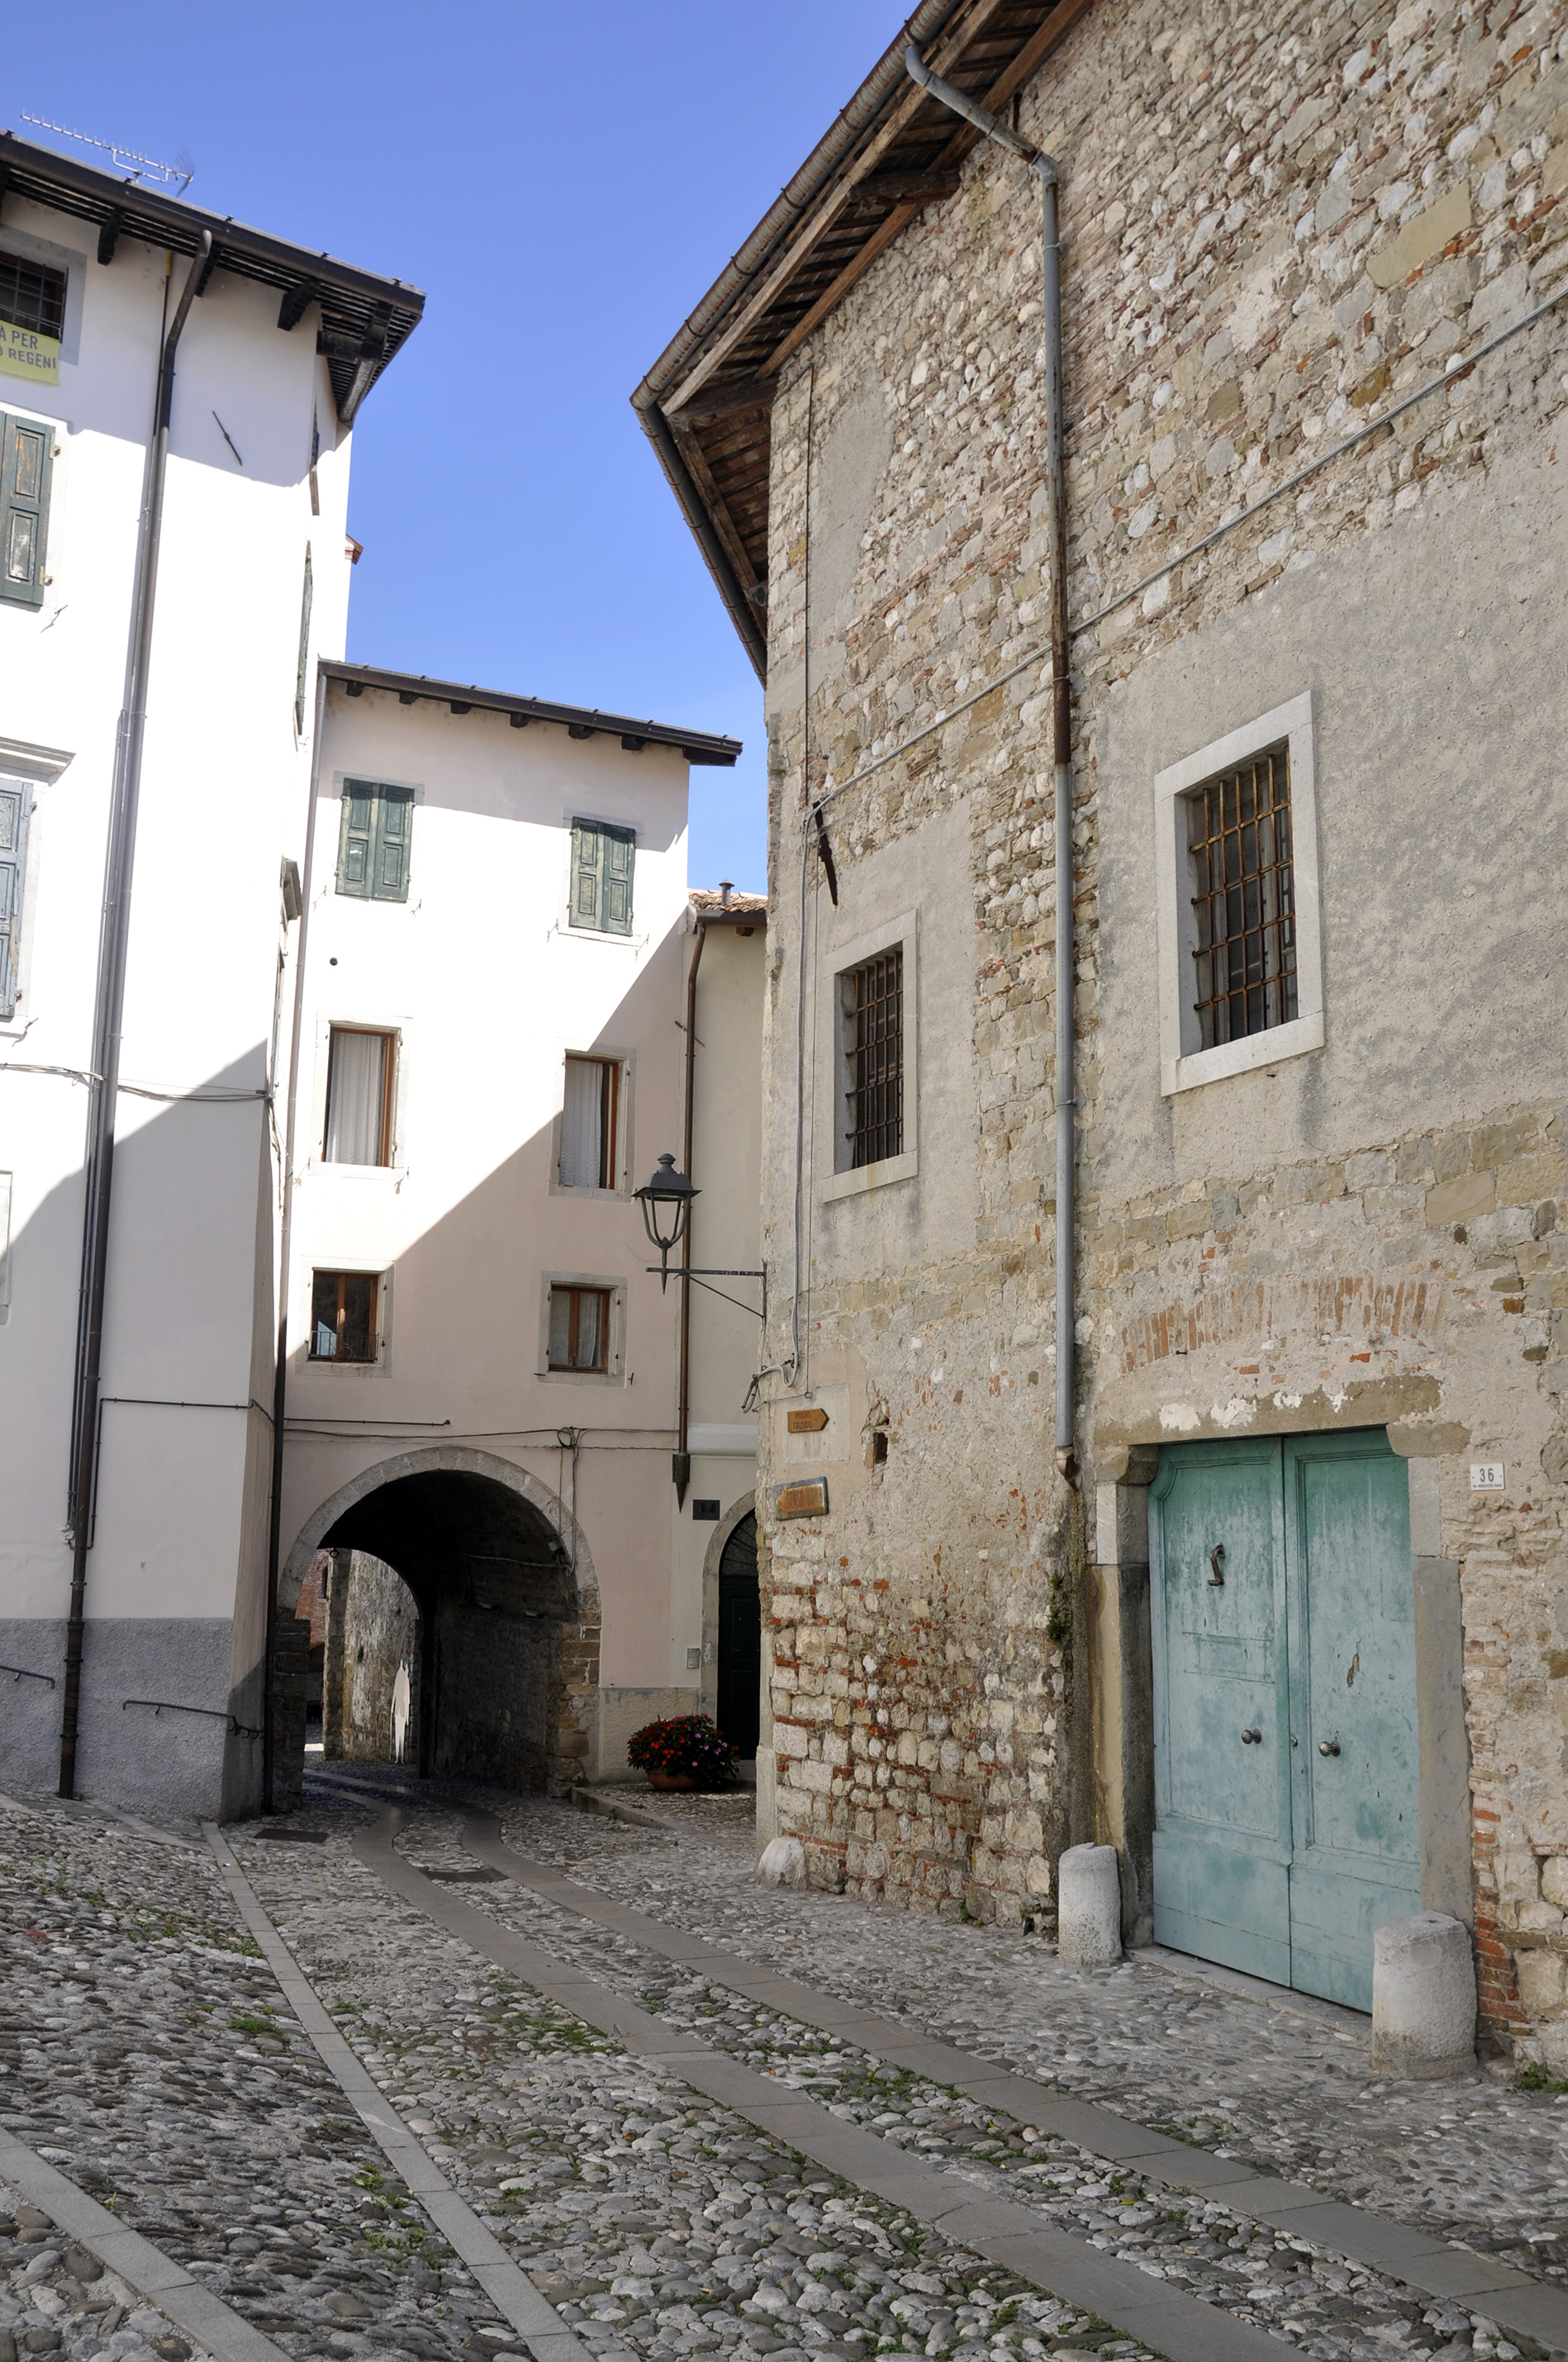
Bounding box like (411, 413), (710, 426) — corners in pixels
(560, 1056), (619, 1189)
(548, 1285), (611, 1373)
(311, 1270), (378, 1362)
(0, 250), (66, 341)
(1186, 740), (1297, 1048)
(843, 944), (903, 1169)
(324, 1028), (393, 1165)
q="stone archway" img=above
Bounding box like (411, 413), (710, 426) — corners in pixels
(278, 1447), (600, 1795)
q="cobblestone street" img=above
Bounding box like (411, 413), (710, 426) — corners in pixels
(2, 1779), (1566, 2362)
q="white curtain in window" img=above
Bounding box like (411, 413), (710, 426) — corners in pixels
(576, 1289), (603, 1370)
(325, 1031), (387, 1165)
(561, 1057), (606, 1187)
(548, 1287), (573, 1367)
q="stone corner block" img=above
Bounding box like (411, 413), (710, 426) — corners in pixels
(1057, 1842), (1123, 1967)
(1372, 1911), (1478, 2079)
(756, 1835), (807, 1889)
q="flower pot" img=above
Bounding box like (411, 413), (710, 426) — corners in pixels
(647, 1770), (701, 1792)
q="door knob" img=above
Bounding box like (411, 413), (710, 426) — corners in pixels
(1241, 1727), (1262, 1745)
(1319, 1737), (1340, 1757)
(1208, 1544), (1225, 1587)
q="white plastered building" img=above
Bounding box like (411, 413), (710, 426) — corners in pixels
(0, 132), (422, 1817)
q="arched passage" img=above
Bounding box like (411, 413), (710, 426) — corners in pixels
(280, 1448), (600, 1794)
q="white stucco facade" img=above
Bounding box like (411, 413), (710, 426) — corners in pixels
(275, 682), (757, 1789)
(0, 149), (402, 1818)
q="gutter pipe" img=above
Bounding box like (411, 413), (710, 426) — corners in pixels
(903, 47), (1077, 1484)
(59, 230), (213, 1799)
(261, 660), (328, 1809)
(673, 913), (709, 1506)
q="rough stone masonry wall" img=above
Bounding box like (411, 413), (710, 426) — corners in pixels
(325, 1551), (421, 1765)
(757, 0), (1568, 2032)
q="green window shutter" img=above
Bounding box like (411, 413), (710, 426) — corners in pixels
(571, 822), (603, 929)
(0, 777), (31, 1020)
(373, 788), (413, 901)
(601, 825), (634, 935)
(0, 411), (53, 611)
(336, 781), (376, 897)
(570, 820), (634, 934)
(294, 545), (313, 731)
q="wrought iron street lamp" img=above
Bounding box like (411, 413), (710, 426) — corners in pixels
(634, 1152), (699, 1286)
(634, 1149), (765, 1317)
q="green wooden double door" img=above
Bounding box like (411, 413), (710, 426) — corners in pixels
(1150, 1430), (1419, 2011)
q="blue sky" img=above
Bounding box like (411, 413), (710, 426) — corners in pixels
(7, 1), (903, 892)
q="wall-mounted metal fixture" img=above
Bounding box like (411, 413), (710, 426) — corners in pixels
(1208, 1543), (1226, 1587)
(636, 1152), (698, 1286)
(638, 1146), (767, 1504)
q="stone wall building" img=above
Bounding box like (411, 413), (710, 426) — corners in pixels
(638, 0), (1568, 2063)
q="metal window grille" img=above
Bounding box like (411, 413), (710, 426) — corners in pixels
(0, 250), (66, 342)
(1187, 741), (1297, 1049)
(845, 945), (903, 1169)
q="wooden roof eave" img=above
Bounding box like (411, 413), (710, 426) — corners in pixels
(633, 0), (1102, 668)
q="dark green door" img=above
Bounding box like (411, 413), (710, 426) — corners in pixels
(716, 1513), (761, 1760)
(1150, 1430), (1419, 2010)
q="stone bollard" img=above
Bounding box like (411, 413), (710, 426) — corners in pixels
(1057, 1843), (1123, 1967)
(1371, 1912), (1477, 2078)
(756, 1835), (807, 1889)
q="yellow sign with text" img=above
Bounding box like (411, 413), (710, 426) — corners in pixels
(0, 322), (60, 385)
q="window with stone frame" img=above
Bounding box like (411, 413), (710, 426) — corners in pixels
(843, 943), (903, 1169)
(311, 1269), (379, 1362)
(1154, 692), (1323, 1099)
(1186, 739), (1298, 1051)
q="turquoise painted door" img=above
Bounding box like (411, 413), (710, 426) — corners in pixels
(1150, 1438), (1293, 1984)
(1150, 1430), (1419, 2010)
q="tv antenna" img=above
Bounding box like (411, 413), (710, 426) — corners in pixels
(20, 114), (194, 193)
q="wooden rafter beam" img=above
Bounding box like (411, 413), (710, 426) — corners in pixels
(671, 376), (778, 425)
(672, 421), (767, 609)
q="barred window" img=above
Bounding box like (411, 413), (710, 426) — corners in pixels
(0, 250), (66, 342)
(843, 945), (903, 1170)
(1186, 742), (1297, 1050)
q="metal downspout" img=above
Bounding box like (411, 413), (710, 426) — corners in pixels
(261, 660), (329, 1809)
(59, 230), (212, 1799)
(673, 915), (709, 1506)
(902, 49), (1077, 1486)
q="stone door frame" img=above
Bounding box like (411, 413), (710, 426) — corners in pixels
(1090, 1434), (1470, 1951)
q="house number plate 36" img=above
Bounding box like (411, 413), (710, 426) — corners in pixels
(1469, 1461), (1506, 1492)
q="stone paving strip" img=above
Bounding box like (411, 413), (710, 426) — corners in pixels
(422, 1807), (1568, 2358)
(343, 1804), (1267, 2362)
(309, 1777), (1568, 2362)
(202, 1827), (591, 2362)
(0, 2148), (280, 2362)
(0, 1794), (627, 2362)
(317, 1789), (1566, 2362)
(411, 1784), (1566, 2288)
(232, 1797), (1149, 2362)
